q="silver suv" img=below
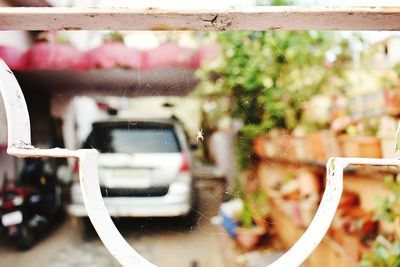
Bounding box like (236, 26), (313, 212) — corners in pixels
(68, 119), (194, 218)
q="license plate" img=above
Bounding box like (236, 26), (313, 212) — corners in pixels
(103, 169), (152, 188)
(112, 169), (149, 178)
(2, 211), (23, 227)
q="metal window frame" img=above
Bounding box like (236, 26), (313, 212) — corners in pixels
(1, 6), (400, 267)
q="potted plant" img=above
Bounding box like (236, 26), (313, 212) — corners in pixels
(235, 199), (267, 251)
(252, 134), (269, 158)
(338, 118), (382, 158)
(230, 186), (270, 250)
(359, 236), (400, 267)
(292, 127), (309, 161)
(359, 174), (400, 266)
(375, 175), (400, 237)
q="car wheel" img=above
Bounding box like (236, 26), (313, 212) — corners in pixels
(179, 203), (199, 230)
(18, 225), (35, 250)
(80, 217), (96, 241)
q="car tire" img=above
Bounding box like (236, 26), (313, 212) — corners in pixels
(18, 225), (35, 250)
(179, 191), (200, 230)
(80, 217), (96, 241)
(180, 210), (198, 230)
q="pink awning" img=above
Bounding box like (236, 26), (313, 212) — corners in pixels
(85, 42), (142, 69)
(143, 43), (194, 69)
(24, 41), (86, 70)
(0, 42), (219, 71)
(0, 45), (28, 70)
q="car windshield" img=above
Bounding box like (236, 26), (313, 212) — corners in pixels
(85, 125), (181, 154)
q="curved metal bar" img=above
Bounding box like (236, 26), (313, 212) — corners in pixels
(269, 156), (400, 267)
(3, 58), (400, 267)
(0, 60), (32, 149)
(269, 157), (346, 267)
(78, 149), (155, 267)
(0, 60), (155, 267)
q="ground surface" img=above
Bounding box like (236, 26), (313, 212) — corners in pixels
(0, 179), (227, 267)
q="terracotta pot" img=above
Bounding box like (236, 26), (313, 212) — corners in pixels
(235, 226), (266, 250)
(279, 200), (302, 225)
(264, 137), (278, 158)
(342, 234), (362, 266)
(321, 130), (342, 158)
(277, 135), (295, 160)
(307, 133), (326, 162)
(306, 131), (341, 163)
(253, 135), (268, 157)
(338, 191), (360, 209)
(293, 136), (309, 161)
(330, 228), (362, 265)
(300, 195), (318, 226)
(338, 135), (382, 158)
(298, 168), (320, 197)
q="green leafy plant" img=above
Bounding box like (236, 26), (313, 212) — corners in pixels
(103, 31), (125, 42)
(236, 122), (273, 170)
(345, 118), (380, 137)
(375, 175), (400, 223)
(195, 28), (352, 169)
(394, 63), (400, 78)
(240, 189), (270, 229)
(360, 174), (400, 266)
(359, 236), (400, 267)
(240, 200), (254, 229)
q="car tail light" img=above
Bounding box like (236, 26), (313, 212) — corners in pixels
(179, 153), (190, 173)
(3, 193), (22, 209)
(72, 159), (80, 182)
(74, 159), (79, 174)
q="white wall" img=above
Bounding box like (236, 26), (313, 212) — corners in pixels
(0, 31), (32, 50)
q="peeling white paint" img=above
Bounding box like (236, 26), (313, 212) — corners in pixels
(0, 7), (399, 31)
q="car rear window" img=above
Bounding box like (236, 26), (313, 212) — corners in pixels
(84, 124), (181, 153)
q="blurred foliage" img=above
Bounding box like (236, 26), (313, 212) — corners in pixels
(345, 117), (380, 137)
(195, 28), (353, 169)
(394, 63), (400, 78)
(375, 175), (400, 224)
(103, 31), (125, 42)
(360, 174), (400, 266)
(360, 235), (400, 267)
(235, 122), (273, 169)
(240, 199), (254, 229)
(240, 188), (269, 229)
(197, 31), (352, 129)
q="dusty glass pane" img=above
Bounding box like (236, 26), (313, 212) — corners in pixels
(1, 1), (400, 267)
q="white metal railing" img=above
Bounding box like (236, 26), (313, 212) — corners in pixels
(0, 7), (399, 31)
(1, 6), (400, 267)
(0, 60), (154, 267)
(4, 50), (400, 267)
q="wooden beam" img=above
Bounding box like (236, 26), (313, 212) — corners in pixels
(0, 7), (400, 31)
